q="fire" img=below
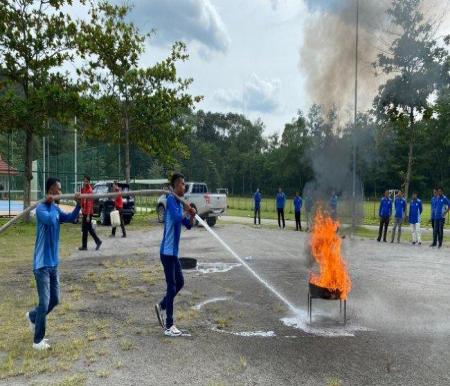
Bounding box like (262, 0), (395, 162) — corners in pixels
(309, 210), (352, 300)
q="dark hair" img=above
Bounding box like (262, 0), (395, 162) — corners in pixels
(437, 186), (444, 191)
(46, 177), (60, 193)
(83, 175), (90, 182)
(170, 172), (184, 188)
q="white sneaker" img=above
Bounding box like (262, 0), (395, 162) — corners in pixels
(154, 304), (165, 329)
(26, 312), (35, 333)
(164, 325), (182, 337)
(32, 340), (51, 351)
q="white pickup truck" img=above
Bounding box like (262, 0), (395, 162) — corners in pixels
(157, 182), (226, 227)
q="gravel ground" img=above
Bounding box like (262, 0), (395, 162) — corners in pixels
(6, 221), (450, 386)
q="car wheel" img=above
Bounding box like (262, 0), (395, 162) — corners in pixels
(157, 205), (165, 223)
(206, 216), (217, 227)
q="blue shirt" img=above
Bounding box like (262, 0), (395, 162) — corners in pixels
(408, 199), (422, 224)
(276, 192), (286, 209)
(394, 197), (406, 219)
(160, 194), (192, 257)
(254, 191), (261, 209)
(431, 196), (437, 220)
(293, 196), (302, 212)
(379, 197), (392, 217)
(434, 195), (449, 220)
(33, 202), (81, 270)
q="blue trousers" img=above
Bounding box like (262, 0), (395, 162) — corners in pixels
(159, 254), (184, 328)
(29, 267), (60, 344)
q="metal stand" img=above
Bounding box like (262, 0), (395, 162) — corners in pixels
(308, 291), (347, 325)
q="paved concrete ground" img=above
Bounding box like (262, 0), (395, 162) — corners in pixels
(8, 221), (450, 385)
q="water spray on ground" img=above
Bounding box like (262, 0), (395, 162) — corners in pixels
(195, 214), (298, 314)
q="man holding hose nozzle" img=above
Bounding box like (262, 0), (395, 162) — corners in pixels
(155, 173), (196, 337)
(26, 178), (81, 350)
(79, 175), (102, 251)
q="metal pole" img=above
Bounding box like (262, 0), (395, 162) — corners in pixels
(74, 116), (77, 193)
(8, 131), (11, 217)
(42, 136), (46, 199)
(352, 0), (359, 233)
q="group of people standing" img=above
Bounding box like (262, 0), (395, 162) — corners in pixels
(377, 187), (449, 247)
(253, 187), (320, 231)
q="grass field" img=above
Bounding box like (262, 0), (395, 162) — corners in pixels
(0, 216), (160, 384)
(226, 196), (449, 227)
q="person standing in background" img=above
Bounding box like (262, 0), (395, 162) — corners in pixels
(431, 186), (449, 248)
(293, 192), (303, 231)
(391, 190), (406, 243)
(430, 188), (438, 233)
(253, 188), (261, 225)
(329, 191), (338, 221)
(79, 176), (102, 251)
(276, 187), (286, 229)
(111, 181), (126, 238)
(377, 190), (392, 242)
(409, 192), (423, 245)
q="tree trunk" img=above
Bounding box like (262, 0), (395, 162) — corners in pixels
(23, 128), (33, 222)
(404, 109), (415, 213)
(124, 113), (130, 184)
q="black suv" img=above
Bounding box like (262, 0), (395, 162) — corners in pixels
(92, 181), (135, 225)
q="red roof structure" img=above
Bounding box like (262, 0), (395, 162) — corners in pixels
(0, 155), (18, 176)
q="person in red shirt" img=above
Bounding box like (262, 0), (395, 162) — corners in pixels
(111, 181), (126, 238)
(79, 176), (102, 251)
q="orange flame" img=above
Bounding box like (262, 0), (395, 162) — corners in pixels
(309, 210), (352, 300)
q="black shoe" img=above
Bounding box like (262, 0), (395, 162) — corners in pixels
(377, 238), (381, 242)
(122, 235), (126, 238)
(430, 244), (436, 247)
(96, 241), (102, 251)
(78, 246), (87, 251)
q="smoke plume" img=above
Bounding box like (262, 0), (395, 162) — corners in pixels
(300, 0), (447, 118)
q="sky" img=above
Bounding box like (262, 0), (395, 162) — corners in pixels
(72, 0), (450, 136)
(122, 0), (309, 135)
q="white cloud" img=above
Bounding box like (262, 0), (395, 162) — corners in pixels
(214, 73), (280, 113)
(123, 0), (230, 58)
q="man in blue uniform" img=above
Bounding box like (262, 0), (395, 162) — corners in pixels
(430, 188), (438, 233)
(253, 188), (261, 225)
(26, 178), (81, 350)
(391, 190), (406, 243)
(276, 187), (286, 229)
(408, 192), (423, 245)
(431, 186), (449, 248)
(155, 173), (196, 337)
(293, 192), (303, 231)
(377, 190), (392, 242)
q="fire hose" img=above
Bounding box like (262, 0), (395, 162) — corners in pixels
(0, 189), (204, 235)
(0, 188), (297, 313)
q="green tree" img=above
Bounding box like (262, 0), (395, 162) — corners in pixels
(373, 0), (447, 200)
(78, 1), (200, 182)
(0, 0), (82, 214)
